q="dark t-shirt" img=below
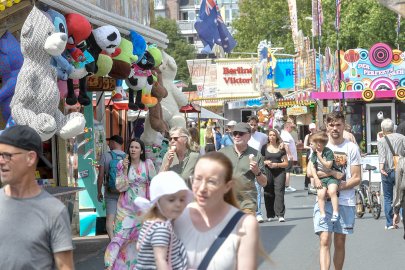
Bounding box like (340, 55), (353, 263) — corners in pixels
(261, 144), (286, 176)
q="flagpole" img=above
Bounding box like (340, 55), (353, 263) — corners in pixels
(336, 0), (343, 111)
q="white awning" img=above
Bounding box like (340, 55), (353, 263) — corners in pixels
(187, 108), (228, 120)
(39, 0), (168, 48)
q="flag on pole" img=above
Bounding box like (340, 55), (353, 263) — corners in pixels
(194, 0), (237, 53)
(317, 0), (324, 36)
(335, 0), (342, 32)
(311, 0), (318, 37)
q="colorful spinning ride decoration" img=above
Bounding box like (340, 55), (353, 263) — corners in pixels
(344, 49), (360, 78)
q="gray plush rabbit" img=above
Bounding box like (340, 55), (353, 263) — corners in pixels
(10, 6), (85, 141)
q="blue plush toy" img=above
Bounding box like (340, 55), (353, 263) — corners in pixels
(0, 31), (24, 121)
(46, 8), (75, 80)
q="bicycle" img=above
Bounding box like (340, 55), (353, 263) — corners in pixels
(355, 164), (382, 219)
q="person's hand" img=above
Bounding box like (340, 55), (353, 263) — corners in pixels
(380, 169), (388, 176)
(314, 178), (323, 189)
(264, 160), (272, 167)
(394, 213), (400, 225)
(97, 192), (103, 202)
(249, 155), (260, 175)
(316, 149), (323, 156)
(279, 142), (285, 150)
(167, 146), (176, 166)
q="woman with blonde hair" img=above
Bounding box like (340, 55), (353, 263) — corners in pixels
(174, 152), (262, 269)
(160, 127), (200, 181)
(204, 125), (216, 153)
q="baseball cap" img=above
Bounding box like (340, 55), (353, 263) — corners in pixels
(309, 123), (316, 130)
(233, 122), (252, 134)
(0, 125), (52, 168)
(106, 135), (123, 145)
(226, 120), (237, 126)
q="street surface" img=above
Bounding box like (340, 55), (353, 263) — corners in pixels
(74, 175), (405, 269)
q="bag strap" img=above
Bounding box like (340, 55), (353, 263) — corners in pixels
(384, 136), (397, 156)
(197, 211), (244, 270)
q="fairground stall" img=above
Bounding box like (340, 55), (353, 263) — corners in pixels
(0, 0), (168, 236)
(312, 43), (405, 154)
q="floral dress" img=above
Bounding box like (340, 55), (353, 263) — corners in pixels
(104, 159), (156, 270)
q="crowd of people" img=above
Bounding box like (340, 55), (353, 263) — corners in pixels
(1, 110), (405, 270)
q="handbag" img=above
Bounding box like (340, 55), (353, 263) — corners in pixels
(197, 211), (244, 270)
(384, 136), (400, 169)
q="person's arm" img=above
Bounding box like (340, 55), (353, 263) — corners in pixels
(54, 250), (74, 270)
(284, 143), (292, 160)
(160, 151), (174, 172)
(237, 214), (258, 270)
(97, 165), (105, 202)
(303, 134), (311, 150)
(339, 164), (361, 190)
(393, 159), (404, 215)
(252, 155), (267, 187)
(309, 161), (323, 189)
(115, 160), (130, 192)
(153, 246), (171, 270)
(377, 141), (388, 176)
(316, 150), (333, 169)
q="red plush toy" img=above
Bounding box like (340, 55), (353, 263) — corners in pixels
(65, 13), (92, 62)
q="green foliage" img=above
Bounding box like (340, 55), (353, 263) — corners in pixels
(233, 0), (404, 54)
(151, 17), (196, 83)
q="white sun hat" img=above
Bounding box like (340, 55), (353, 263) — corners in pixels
(134, 171), (193, 212)
(226, 120), (237, 126)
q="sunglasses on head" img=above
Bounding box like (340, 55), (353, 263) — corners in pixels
(232, 131), (246, 137)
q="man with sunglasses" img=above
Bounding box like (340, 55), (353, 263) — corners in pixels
(0, 125), (73, 270)
(220, 122), (267, 215)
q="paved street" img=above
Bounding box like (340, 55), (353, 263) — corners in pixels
(74, 175), (405, 269)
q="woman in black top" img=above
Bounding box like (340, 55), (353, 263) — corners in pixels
(261, 129), (289, 222)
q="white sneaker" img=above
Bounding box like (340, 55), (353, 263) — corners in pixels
(385, 225), (398, 230)
(267, 217), (276, 222)
(278, 217), (285, 222)
(285, 186), (297, 192)
(256, 215), (264, 223)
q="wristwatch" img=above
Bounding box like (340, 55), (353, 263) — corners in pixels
(255, 171), (262, 177)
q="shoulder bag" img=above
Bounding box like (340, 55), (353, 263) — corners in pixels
(197, 211), (245, 270)
(384, 136), (399, 169)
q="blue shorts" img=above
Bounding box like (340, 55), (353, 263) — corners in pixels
(313, 201), (355, 235)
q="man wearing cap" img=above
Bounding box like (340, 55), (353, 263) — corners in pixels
(220, 122), (267, 214)
(97, 134), (125, 240)
(0, 125), (73, 269)
(221, 120), (237, 148)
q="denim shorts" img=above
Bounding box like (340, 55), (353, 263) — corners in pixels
(105, 197), (119, 215)
(313, 201), (355, 235)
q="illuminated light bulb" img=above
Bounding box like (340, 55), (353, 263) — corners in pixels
(6, 0), (12, 7)
(14, 0), (21, 3)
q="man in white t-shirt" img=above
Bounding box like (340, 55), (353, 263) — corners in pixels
(309, 111), (361, 270)
(248, 115), (268, 223)
(280, 122), (298, 192)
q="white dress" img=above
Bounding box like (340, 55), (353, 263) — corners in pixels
(174, 204), (242, 270)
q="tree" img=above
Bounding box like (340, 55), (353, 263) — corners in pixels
(232, 0), (404, 54)
(151, 17), (196, 83)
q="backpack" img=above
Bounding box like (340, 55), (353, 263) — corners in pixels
(107, 151), (126, 192)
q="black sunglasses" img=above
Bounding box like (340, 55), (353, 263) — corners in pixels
(232, 131), (246, 137)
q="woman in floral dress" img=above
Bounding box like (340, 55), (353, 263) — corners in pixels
(105, 138), (156, 269)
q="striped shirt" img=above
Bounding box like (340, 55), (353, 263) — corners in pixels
(136, 220), (187, 270)
(377, 133), (405, 170)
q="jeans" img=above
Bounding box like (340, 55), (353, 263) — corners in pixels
(381, 170), (395, 227)
(255, 180), (263, 216)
